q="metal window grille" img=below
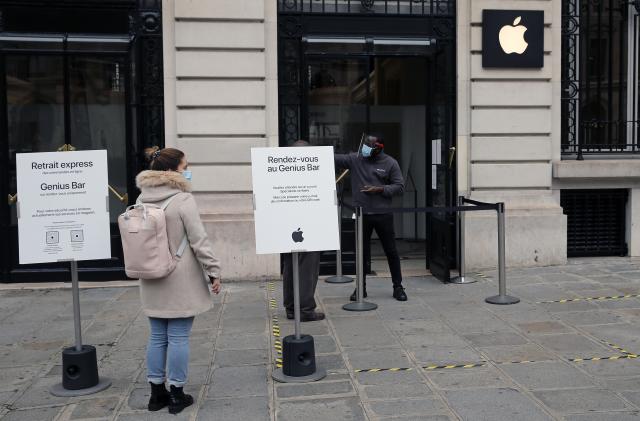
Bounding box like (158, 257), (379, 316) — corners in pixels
(562, 0), (639, 158)
(277, 0), (453, 16)
(561, 189), (628, 257)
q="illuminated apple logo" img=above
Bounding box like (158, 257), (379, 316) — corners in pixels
(292, 228), (304, 243)
(499, 16), (528, 55)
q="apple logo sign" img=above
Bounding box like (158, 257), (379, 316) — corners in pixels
(499, 16), (528, 55)
(292, 228), (304, 243)
(482, 10), (543, 68)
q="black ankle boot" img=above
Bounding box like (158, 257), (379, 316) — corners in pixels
(168, 385), (194, 414)
(148, 382), (170, 411)
(393, 286), (408, 301)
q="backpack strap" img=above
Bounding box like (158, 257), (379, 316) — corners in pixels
(176, 235), (189, 258)
(160, 193), (181, 210)
(160, 194), (189, 258)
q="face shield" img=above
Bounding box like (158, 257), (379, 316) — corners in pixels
(360, 135), (384, 158)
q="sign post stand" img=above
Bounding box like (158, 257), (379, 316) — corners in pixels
(14, 149), (113, 397)
(50, 260), (111, 396)
(272, 252), (327, 383)
(251, 146), (337, 384)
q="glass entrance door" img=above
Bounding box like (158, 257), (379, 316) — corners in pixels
(305, 54), (431, 276)
(2, 53), (130, 282)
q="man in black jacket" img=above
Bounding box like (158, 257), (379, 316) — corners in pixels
(335, 134), (407, 301)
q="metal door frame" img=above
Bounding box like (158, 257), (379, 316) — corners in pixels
(277, 7), (457, 279)
(0, 1), (165, 282)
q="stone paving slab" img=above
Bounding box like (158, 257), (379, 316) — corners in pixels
(6, 258), (640, 420)
(533, 388), (634, 414)
(443, 388), (553, 421)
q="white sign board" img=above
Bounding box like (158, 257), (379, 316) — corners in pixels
(16, 150), (111, 264)
(251, 146), (340, 254)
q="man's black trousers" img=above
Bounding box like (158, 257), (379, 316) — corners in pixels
(362, 213), (403, 288)
(282, 251), (320, 316)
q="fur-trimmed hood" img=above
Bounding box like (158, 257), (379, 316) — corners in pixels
(136, 170), (192, 192)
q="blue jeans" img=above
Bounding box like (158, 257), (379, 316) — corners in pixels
(146, 317), (194, 387)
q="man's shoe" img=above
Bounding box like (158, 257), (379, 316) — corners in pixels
(349, 289), (368, 301)
(393, 286), (407, 301)
(301, 311), (325, 322)
(286, 311), (294, 320)
(148, 382), (170, 412)
(168, 385), (194, 415)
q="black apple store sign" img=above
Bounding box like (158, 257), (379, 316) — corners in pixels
(482, 9), (544, 68)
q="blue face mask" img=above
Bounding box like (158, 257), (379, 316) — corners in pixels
(182, 170), (192, 181)
(361, 144), (374, 158)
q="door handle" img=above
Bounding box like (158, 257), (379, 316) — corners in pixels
(8, 193), (17, 205)
(108, 185), (128, 203)
(57, 143), (77, 152)
(55, 144), (127, 203)
(448, 146), (456, 169)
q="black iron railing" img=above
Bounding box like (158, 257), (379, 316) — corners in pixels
(277, 0), (454, 16)
(563, 120), (640, 159)
(562, 0), (639, 158)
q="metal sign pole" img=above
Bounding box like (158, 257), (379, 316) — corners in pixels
(326, 203), (353, 284)
(343, 207), (377, 312)
(71, 260), (83, 351)
(452, 196), (475, 285)
(486, 203), (520, 305)
(292, 252), (302, 340)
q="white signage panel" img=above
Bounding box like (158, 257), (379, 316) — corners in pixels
(16, 150), (111, 264)
(251, 146), (340, 254)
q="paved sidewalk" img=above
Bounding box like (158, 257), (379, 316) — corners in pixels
(4, 258), (640, 420)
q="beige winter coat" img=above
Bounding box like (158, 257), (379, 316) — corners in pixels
(135, 170), (221, 318)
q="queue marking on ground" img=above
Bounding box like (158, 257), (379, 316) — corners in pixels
(537, 294), (640, 304)
(570, 354), (639, 362)
(598, 340), (637, 357)
(353, 352), (640, 374)
(267, 282), (283, 369)
(354, 362), (486, 373)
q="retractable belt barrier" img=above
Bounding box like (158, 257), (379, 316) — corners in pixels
(338, 196), (520, 306)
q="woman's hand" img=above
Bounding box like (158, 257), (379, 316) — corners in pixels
(209, 277), (222, 294)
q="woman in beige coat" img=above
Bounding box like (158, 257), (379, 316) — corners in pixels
(136, 147), (221, 415)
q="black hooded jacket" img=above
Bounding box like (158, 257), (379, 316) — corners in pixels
(335, 152), (404, 214)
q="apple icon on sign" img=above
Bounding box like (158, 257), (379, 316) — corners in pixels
(499, 16), (528, 55)
(292, 228), (304, 243)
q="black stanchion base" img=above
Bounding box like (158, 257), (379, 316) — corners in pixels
(343, 301), (378, 311)
(283, 334), (317, 377)
(272, 367), (327, 383)
(325, 275), (354, 284)
(485, 295), (520, 305)
(50, 345), (111, 397)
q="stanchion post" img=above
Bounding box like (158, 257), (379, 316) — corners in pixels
(343, 207), (377, 312)
(325, 203), (353, 284)
(485, 203), (520, 305)
(451, 196), (475, 285)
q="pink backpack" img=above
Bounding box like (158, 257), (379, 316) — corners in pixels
(118, 194), (188, 279)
